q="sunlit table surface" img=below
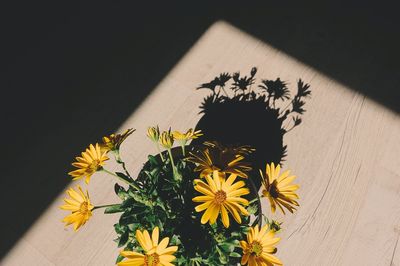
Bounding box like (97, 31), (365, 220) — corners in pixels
(3, 21), (400, 266)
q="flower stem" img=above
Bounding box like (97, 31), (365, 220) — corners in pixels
(114, 150), (131, 176)
(156, 144), (165, 162)
(102, 167), (121, 179)
(167, 148), (178, 179)
(180, 140), (187, 156)
(248, 176), (263, 227)
(167, 149), (175, 168)
(93, 203), (120, 211)
(181, 145), (185, 156)
(101, 168), (140, 190)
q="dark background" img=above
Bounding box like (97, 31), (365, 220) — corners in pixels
(1, 1), (399, 258)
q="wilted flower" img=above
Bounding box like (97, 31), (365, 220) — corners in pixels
(172, 128), (202, 142)
(102, 128), (135, 151)
(187, 141), (253, 178)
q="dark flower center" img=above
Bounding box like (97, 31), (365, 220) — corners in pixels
(79, 202), (89, 214)
(88, 159), (100, 172)
(144, 253), (160, 266)
(214, 190), (227, 204)
(269, 181), (280, 198)
(249, 241), (263, 257)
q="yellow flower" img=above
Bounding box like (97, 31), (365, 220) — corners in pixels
(60, 186), (94, 231)
(193, 170), (250, 228)
(68, 143), (109, 184)
(260, 162), (299, 214)
(187, 141), (253, 178)
(147, 126), (160, 142)
(159, 130), (174, 149)
(102, 128), (135, 151)
(118, 227), (178, 266)
(240, 224), (282, 266)
(172, 128), (202, 141)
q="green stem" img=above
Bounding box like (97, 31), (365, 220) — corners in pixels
(102, 167), (121, 179)
(180, 140), (187, 156)
(167, 148), (178, 178)
(115, 150), (131, 176)
(93, 203), (120, 211)
(156, 144), (165, 162)
(181, 145), (185, 156)
(101, 168), (140, 190)
(248, 177), (263, 227)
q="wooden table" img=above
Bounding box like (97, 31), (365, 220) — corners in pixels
(3, 21), (400, 266)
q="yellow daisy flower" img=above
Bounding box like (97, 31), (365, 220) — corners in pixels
(60, 186), (94, 231)
(102, 128), (135, 151)
(118, 227), (178, 266)
(187, 141), (252, 178)
(68, 143), (109, 184)
(260, 162), (299, 214)
(173, 129), (203, 156)
(172, 128), (203, 142)
(159, 130), (174, 149)
(147, 126), (160, 143)
(240, 224), (283, 266)
(193, 170), (250, 228)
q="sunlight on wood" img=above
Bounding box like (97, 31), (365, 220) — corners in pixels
(3, 21), (400, 266)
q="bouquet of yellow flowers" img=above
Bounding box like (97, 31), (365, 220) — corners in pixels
(60, 68), (309, 265)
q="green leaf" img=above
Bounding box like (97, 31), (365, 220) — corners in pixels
(115, 254), (125, 264)
(219, 242), (235, 253)
(229, 252), (241, 258)
(114, 183), (127, 199)
(118, 230), (129, 247)
(114, 223), (126, 235)
(215, 246), (228, 264)
(122, 198), (136, 208)
(104, 204), (123, 214)
(116, 172), (132, 183)
(148, 155), (158, 166)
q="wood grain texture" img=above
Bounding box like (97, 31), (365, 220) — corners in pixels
(2, 21), (399, 266)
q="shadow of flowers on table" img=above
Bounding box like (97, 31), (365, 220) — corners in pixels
(193, 67), (311, 188)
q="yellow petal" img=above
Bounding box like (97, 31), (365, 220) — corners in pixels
(136, 230), (151, 252)
(195, 201), (212, 212)
(220, 205), (230, 228)
(120, 251), (144, 259)
(201, 203), (215, 224)
(212, 170), (222, 190)
(160, 246), (178, 255)
(117, 258), (145, 266)
(152, 227), (159, 246)
(227, 188), (250, 197)
(205, 174), (217, 192)
(274, 164), (281, 178)
(209, 204), (220, 224)
(192, 196), (213, 202)
(156, 237), (170, 254)
(261, 253), (283, 265)
(159, 254), (176, 263)
(224, 202), (242, 224)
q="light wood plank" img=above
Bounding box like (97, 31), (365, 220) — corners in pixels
(2, 21), (399, 266)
